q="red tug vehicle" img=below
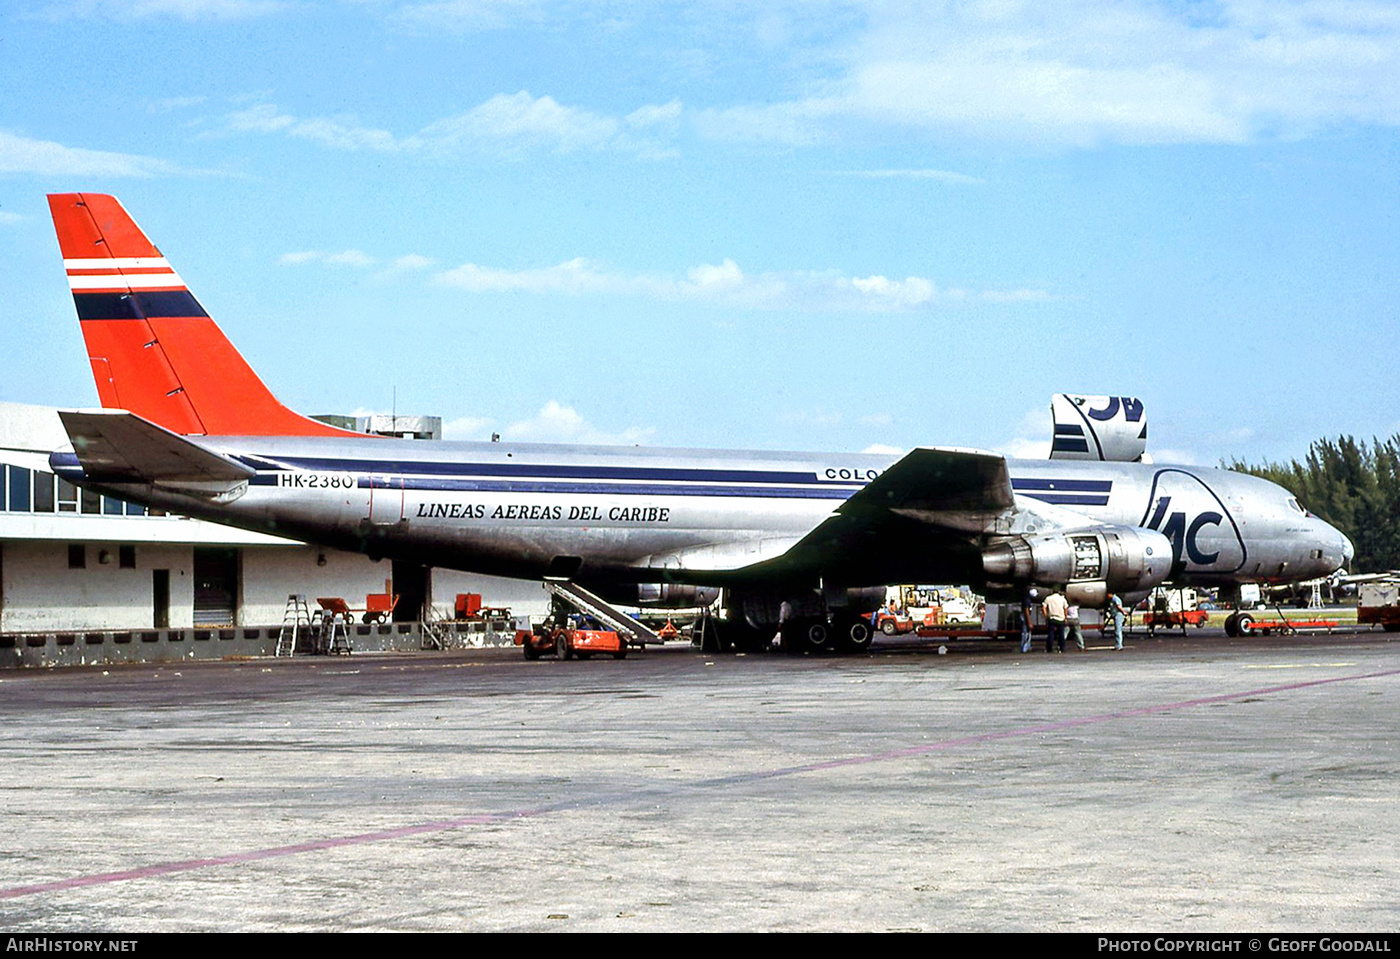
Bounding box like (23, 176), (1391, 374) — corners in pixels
(519, 612), (629, 660)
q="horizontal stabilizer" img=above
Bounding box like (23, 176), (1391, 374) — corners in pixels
(57, 409), (256, 484)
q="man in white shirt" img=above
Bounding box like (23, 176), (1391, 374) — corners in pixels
(1042, 589), (1068, 653)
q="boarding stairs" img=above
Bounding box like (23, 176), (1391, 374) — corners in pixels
(543, 580), (663, 647)
(276, 594), (311, 657)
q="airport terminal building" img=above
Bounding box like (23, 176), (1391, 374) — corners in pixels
(0, 402), (547, 662)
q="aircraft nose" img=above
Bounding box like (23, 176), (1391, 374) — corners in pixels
(1318, 517), (1355, 572)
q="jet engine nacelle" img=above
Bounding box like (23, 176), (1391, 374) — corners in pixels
(981, 525), (1173, 605)
(634, 583), (722, 608)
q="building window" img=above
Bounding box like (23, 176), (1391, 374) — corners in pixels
(33, 471), (55, 513)
(81, 488), (101, 514)
(68, 544), (86, 569)
(56, 477), (79, 512)
(8, 466), (31, 512)
(119, 545), (136, 569)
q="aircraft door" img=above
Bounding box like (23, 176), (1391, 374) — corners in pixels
(368, 475), (404, 525)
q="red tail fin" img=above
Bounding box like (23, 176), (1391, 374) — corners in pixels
(49, 193), (354, 437)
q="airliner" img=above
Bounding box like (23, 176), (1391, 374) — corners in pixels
(44, 193), (1354, 652)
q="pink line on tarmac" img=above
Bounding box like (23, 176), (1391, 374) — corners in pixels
(4, 666), (1396, 900)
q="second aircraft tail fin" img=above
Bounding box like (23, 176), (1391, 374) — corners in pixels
(48, 193), (354, 437)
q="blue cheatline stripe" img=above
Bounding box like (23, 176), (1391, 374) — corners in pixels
(249, 474), (851, 499)
(261, 455), (827, 486)
(73, 291), (208, 320)
(1051, 438), (1091, 453)
(1018, 493), (1111, 506)
(1011, 478), (1112, 492)
(1053, 424), (1084, 435)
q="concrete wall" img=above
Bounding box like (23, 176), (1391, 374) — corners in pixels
(430, 568), (551, 621)
(238, 545), (393, 626)
(1, 541), (195, 632)
(0, 537), (554, 635)
(0, 622), (439, 669)
(238, 548), (552, 625)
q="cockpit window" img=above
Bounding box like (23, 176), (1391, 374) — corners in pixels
(1287, 497), (1307, 515)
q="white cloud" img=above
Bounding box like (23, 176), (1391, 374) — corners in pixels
(996, 404), (1054, 460)
(279, 249), (376, 268)
(434, 256), (1046, 312)
(693, 100), (836, 146)
(626, 100), (683, 129)
(436, 258), (634, 295)
(1151, 448), (1201, 466)
(0, 129), (179, 178)
(220, 92), (678, 158)
(281, 249), (440, 274)
(501, 400), (655, 446)
(413, 92), (622, 154)
(861, 443), (904, 455)
(224, 104), (296, 134)
(388, 254), (438, 272)
(323, 249), (376, 268)
(223, 105), (397, 152)
(441, 415), (494, 441)
(0, 211), (23, 225)
(704, 1), (1400, 147)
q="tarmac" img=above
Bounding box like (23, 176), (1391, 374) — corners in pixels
(0, 626), (1396, 932)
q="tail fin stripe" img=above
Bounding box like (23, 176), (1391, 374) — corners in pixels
(65, 257), (173, 271)
(67, 272), (186, 291)
(72, 291), (210, 321)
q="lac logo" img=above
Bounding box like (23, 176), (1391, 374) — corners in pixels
(1139, 469), (1246, 573)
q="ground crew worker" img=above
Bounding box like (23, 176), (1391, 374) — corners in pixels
(1043, 589), (1068, 653)
(1107, 592), (1128, 650)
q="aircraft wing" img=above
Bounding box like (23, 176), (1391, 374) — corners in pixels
(741, 447), (1016, 583)
(839, 446), (1014, 525)
(56, 409), (255, 484)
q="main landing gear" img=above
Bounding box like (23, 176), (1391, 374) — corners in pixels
(780, 615), (874, 655)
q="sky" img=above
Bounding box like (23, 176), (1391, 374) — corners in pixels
(1, 0), (1398, 466)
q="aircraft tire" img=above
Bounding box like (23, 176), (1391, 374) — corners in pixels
(840, 619), (873, 653)
(1235, 613), (1253, 635)
(1224, 613), (1239, 637)
(805, 620), (833, 653)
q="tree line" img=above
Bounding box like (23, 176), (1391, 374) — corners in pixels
(1230, 435), (1400, 574)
